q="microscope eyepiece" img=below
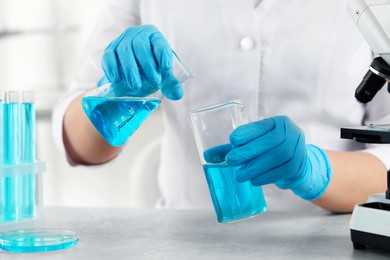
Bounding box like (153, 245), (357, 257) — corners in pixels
(355, 57), (390, 104)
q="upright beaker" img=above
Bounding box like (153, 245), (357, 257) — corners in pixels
(188, 100), (267, 223)
(82, 51), (192, 147)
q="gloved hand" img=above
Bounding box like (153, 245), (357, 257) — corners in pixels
(204, 116), (332, 200)
(98, 24), (183, 100)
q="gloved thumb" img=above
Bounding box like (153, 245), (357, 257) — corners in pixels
(161, 70), (184, 100)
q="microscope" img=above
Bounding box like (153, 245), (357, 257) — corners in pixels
(341, 0), (390, 251)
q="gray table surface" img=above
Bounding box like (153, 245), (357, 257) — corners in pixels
(0, 207), (389, 259)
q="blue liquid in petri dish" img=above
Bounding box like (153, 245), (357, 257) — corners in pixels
(203, 163), (267, 223)
(0, 229), (78, 253)
(82, 97), (161, 147)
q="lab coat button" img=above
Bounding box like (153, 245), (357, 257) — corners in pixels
(240, 37), (255, 51)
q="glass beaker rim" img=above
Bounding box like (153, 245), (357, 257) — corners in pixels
(172, 50), (193, 81)
(187, 100), (244, 115)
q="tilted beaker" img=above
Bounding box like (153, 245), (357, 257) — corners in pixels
(82, 51), (192, 147)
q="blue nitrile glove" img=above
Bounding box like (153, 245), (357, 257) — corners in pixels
(204, 116), (332, 200)
(98, 24), (183, 100)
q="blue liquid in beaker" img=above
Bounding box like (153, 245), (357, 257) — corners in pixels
(203, 163), (267, 223)
(82, 97), (161, 147)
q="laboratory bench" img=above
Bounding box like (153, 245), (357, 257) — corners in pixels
(0, 207), (389, 259)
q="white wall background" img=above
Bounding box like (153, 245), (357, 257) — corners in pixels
(0, 0), (163, 208)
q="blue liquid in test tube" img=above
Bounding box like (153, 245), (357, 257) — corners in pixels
(20, 91), (35, 219)
(0, 91), (5, 220)
(4, 91), (21, 221)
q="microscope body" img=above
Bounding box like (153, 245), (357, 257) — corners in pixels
(348, 0), (390, 103)
(348, 0), (390, 64)
(343, 0), (390, 251)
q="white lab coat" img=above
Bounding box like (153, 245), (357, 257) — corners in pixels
(52, 0), (390, 211)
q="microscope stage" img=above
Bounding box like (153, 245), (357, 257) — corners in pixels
(341, 125), (390, 144)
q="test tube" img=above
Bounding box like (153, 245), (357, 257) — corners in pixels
(20, 90), (36, 218)
(4, 91), (21, 221)
(0, 91), (5, 220)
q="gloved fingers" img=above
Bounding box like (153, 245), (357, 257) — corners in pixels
(230, 118), (276, 146)
(203, 144), (232, 164)
(226, 131), (285, 165)
(101, 40), (123, 83)
(235, 132), (304, 183)
(150, 32), (173, 71)
(101, 29), (143, 89)
(227, 116), (296, 165)
(251, 153), (306, 186)
(132, 30), (162, 87)
(100, 25), (180, 99)
(116, 35), (142, 90)
(160, 70), (184, 100)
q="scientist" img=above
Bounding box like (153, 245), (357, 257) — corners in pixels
(53, 0), (390, 212)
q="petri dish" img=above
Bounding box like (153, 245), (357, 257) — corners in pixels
(0, 229), (78, 253)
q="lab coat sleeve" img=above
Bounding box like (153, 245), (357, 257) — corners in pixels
(364, 145), (390, 170)
(52, 0), (142, 161)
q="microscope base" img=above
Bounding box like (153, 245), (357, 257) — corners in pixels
(351, 228), (390, 250)
(350, 194), (390, 251)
